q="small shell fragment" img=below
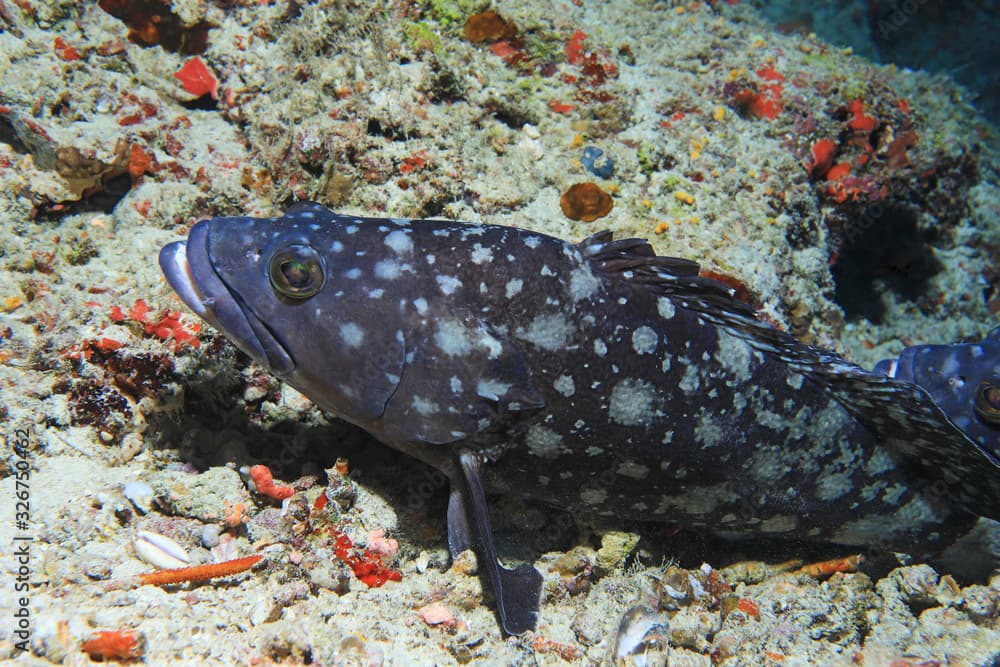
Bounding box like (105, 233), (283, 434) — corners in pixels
(610, 605), (670, 667)
(122, 481), (155, 514)
(200, 524), (222, 548)
(133, 530), (190, 570)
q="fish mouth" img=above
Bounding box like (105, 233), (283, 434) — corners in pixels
(159, 221), (294, 373)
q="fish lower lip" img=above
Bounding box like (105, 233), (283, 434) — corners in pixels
(159, 240), (210, 316)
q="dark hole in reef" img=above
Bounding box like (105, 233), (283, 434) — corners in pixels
(831, 205), (941, 322)
(365, 117), (408, 141)
(0, 115), (29, 154)
(179, 94), (218, 112)
(98, 0), (212, 55)
(35, 173), (132, 222)
(418, 194), (449, 219)
(486, 102), (536, 130)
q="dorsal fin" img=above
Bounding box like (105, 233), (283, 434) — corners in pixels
(578, 231), (755, 321)
(577, 231), (1000, 518)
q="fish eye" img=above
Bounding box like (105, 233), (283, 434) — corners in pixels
(974, 381), (1000, 425)
(268, 244), (325, 299)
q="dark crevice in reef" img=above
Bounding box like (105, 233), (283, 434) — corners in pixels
(831, 205), (941, 323)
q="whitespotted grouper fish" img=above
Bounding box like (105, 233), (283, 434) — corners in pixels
(160, 201), (1000, 634)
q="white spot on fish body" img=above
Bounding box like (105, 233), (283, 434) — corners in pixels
(344, 268), (362, 280)
(436, 275), (462, 295)
(505, 279), (523, 298)
(760, 515), (797, 533)
(816, 470), (853, 502)
(475, 328), (503, 359)
(541, 265), (556, 277)
(412, 396), (439, 415)
(450, 377), (462, 393)
(579, 487), (607, 505)
(569, 266), (600, 302)
(477, 378), (512, 400)
(367, 288), (384, 298)
(554, 374), (575, 397)
(413, 297), (428, 315)
(616, 460), (650, 479)
(345, 225), (358, 234)
(516, 313), (574, 351)
(594, 339), (607, 357)
(524, 236), (541, 248)
(435, 320), (471, 356)
(865, 448), (895, 476)
(608, 378), (658, 426)
(631, 326), (658, 355)
(882, 483), (907, 505)
(694, 412), (726, 448)
(339, 322), (364, 348)
(374, 260), (400, 280)
(618, 297), (628, 305)
(526, 424), (562, 458)
(585, 446), (604, 456)
(470, 243), (494, 264)
(330, 241), (344, 252)
(426, 254), (436, 265)
(383, 230), (413, 255)
(679, 363), (700, 394)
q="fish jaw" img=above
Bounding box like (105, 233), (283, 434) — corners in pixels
(158, 220), (293, 373)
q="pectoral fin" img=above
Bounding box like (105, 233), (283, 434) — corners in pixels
(456, 450), (542, 635)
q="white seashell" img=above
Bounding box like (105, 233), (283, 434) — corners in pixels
(123, 481), (155, 514)
(200, 524), (222, 548)
(414, 551), (430, 573)
(133, 530), (190, 570)
(610, 606), (670, 666)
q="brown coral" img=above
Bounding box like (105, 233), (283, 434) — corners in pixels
(463, 11), (517, 44)
(560, 182), (613, 222)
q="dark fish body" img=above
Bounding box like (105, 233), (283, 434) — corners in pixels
(160, 202), (1000, 634)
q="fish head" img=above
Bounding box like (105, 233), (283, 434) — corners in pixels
(874, 327), (1000, 459)
(158, 202), (406, 425)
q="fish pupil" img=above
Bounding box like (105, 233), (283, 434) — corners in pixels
(281, 259), (312, 287)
